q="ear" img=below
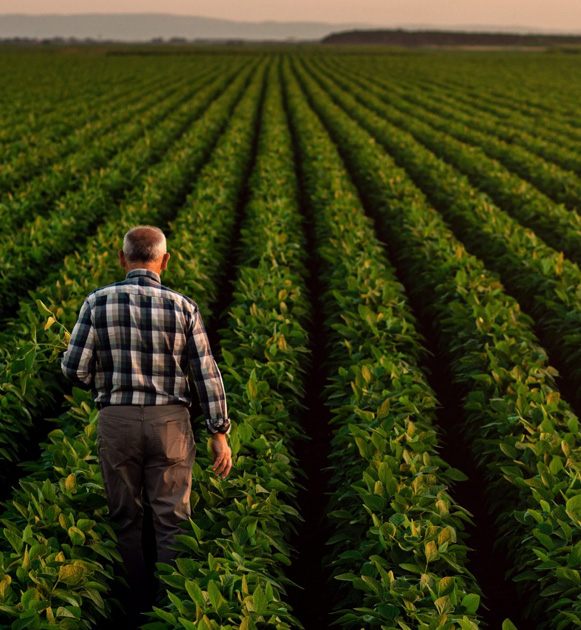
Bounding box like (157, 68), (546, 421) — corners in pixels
(160, 252), (170, 271)
(118, 250), (125, 268)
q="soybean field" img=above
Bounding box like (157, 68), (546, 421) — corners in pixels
(1, 48), (581, 630)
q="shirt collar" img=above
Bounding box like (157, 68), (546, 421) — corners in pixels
(126, 269), (161, 284)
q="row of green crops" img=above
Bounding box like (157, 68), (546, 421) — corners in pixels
(143, 59), (311, 630)
(348, 53), (581, 134)
(317, 59), (581, 266)
(318, 58), (581, 257)
(0, 70), (137, 148)
(293, 58), (581, 628)
(438, 81), (581, 147)
(283, 60), (487, 629)
(0, 73), (190, 234)
(0, 62), (247, 319)
(302, 58), (581, 412)
(349, 63), (581, 182)
(398, 81), (581, 176)
(0, 71), (200, 231)
(0, 71), (177, 195)
(0, 59), (257, 467)
(0, 59), (267, 629)
(432, 79), (581, 149)
(0, 54), (205, 145)
(336, 56), (581, 156)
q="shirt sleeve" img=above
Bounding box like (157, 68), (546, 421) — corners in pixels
(186, 305), (231, 435)
(61, 299), (97, 389)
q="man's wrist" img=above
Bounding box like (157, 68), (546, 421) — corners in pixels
(205, 417), (231, 435)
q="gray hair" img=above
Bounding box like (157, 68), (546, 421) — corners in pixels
(123, 225), (167, 262)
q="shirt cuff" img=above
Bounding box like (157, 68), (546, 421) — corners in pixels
(205, 417), (231, 435)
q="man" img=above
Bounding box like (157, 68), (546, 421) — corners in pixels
(61, 225), (232, 624)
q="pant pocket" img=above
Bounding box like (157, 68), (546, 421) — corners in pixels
(152, 414), (194, 464)
(97, 413), (133, 467)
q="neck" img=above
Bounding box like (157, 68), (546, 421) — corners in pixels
(126, 264), (161, 275)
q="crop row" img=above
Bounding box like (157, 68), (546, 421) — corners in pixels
(0, 73), (205, 235)
(316, 58), (581, 269)
(0, 72), (175, 190)
(339, 55), (581, 147)
(0, 56), (239, 189)
(0, 60), (257, 469)
(325, 58), (581, 212)
(283, 60), (488, 629)
(0, 71), (146, 153)
(305, 59), (581, 411)
(0, 53), (131, 112)
(323, 57), (581, 191)
(436, 80), (581, 147)
(0, 59), (267, 629)
(143, 59), (311, 630)
(294, 58), (581, 628)
(364, 68), (581, 178)
(424, 78), (581, 148)
(373, 55), (581, 133)
(434, 75), (581, 136)
(0, 55), (198, 146)
(0, 61), (246, 321)
(0, 71), (184, 201)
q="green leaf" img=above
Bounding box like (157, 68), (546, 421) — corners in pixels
(549, 456), (563, 475)
(376, 603), (400, 619)
(502, 620), (518, 630)
(36, 300), (55, 319)
(57, 564), (86, 587)
(64, 474), (77, 494)
(376, 398), (390, 419)
(3, 529), (23, 553)
(185, 580), (205, 607)
(67, 527), (85, 546)
(446, 467), (468, 481)
(221, 349), (235, 367)
(56, 606), (81, 619)
(152, 607), (177, 624)
(207, 579), (222, 610)
(20, 588), (40, 608)
(334, 573), (358, 581)
(246, 519), (258, 538)
(12, 616), (38, 630)
(566, 495), (581, 524)
(425, 541), (438, 563)
(461, 593), (481, 614)
(252, 584), (267, 616)
(75, 519), (96, 533)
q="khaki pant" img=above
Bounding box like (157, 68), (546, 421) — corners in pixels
(97, 404), (196, 615)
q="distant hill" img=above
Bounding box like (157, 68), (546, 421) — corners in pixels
(0, 14), (378, 42)
(322, 30), (581, 47)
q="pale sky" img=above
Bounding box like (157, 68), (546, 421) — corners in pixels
(0, 0), (580, 32)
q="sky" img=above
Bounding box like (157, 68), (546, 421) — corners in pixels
(0, 0), (580, 32)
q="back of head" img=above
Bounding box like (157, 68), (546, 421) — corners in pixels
(123, 226), (167, 263)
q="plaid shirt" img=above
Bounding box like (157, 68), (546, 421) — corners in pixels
(61, 269), (230, 435)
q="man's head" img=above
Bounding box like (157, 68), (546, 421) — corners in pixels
(118, 225), (170, 275)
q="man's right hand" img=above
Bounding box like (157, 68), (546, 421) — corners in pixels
(211, 433), (232, 479)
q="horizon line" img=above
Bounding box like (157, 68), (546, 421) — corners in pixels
(0, 13), (580, 35)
